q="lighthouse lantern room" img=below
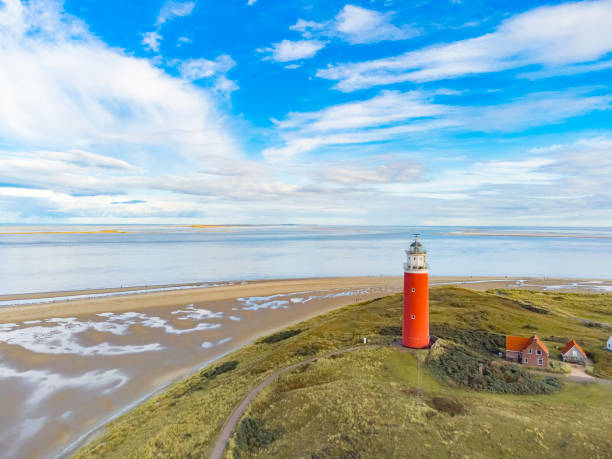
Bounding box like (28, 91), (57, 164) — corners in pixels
(402, 234), (430, 349)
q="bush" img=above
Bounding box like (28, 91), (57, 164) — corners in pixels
(519, 301), (549, 314)
(426, 340), (562, 394)
(430, 324), (505, 354)
(232, 417), (279, 458)
(200, 360), (239, 379)
(294, 343), (321, 357)
(175, 360), (239, 397)
(377, 325), (402, 336)
(259, 329), (302, 344)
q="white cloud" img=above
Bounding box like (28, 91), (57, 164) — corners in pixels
(259, 39), (325, 62)
(176, 36), (192, 46)
(247, 0), (257, 5)
(275, 90), (447, 132)
(141, 30), (162, 52)
(317, 0), (612, 91)
(142, 1), (195, 52)
(264, 89), (611, 160)
(179, 55), (238, 95)
(318, 156), (422, 185)
(334, 4), (416, 44)
(291, 4), (416, 45)
(0, 0), (239, 159)
(156, 1), (195, 26)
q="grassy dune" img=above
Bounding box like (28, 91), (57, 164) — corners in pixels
(75, 287), (612, 458)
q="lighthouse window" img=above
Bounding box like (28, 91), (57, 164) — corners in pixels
(411, 315), (415, 320)
(411, 288), (415, 292)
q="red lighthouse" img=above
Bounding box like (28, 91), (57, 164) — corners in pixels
(402, 234), (430, 348)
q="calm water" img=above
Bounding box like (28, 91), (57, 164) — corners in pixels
(1, 225), (611, 295)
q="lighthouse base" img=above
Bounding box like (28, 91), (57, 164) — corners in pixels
(402, 336), (431, 349)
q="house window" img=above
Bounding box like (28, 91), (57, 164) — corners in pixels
(524, 358), (528, 364)
(411, 288), (415, 292)
(536, 349), (542, 355)
(572, 350), (577, 357)
(538, 358), (543, 366)
(528, 349), (532, 354)
(411, 315), (415, 320)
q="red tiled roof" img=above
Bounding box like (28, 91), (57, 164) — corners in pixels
(506, 334), (548, 354)
(506, 335), (531, 351)
(561, 340), (587, 358)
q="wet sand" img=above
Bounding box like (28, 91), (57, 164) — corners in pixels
(1, 276), (612, 458)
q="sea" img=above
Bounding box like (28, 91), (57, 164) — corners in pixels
(1, 225), (612, 295)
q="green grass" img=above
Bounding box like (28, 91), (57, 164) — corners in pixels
(242, 347), (612, 458)
(74, 287), (612, 458)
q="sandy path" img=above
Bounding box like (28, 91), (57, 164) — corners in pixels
(209, 345), (363, 459)
(566, 364), (612, 384)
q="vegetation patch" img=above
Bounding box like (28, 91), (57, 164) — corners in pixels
(542, 335), (570, 343)
(294, 343), (321, 357)
(518, 301), (550, 314)
(259, 329), (302, 344)
(377, 325), (401, 336)
(232, 417), (280, 458)
(310, 445), (362, 459)
(200, 360), (239, 379)
(426, 339), (562, 394)
(430, 324), (505, 354)
(426, 396), (465, 416)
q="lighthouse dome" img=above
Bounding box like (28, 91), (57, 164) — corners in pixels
(409, 240), (425, 253)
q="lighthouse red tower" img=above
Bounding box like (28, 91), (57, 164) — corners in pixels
(402, 234), (430, 348)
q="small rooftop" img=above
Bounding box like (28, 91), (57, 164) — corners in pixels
(561, 340), (587, 358)
(506, 334), (549, 354)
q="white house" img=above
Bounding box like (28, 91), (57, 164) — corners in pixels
(607, 336), (612, 351)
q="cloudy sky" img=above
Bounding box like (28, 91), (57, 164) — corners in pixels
(1, 0), (611, 225)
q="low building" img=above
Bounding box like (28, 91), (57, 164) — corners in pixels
(505, 334), (549, 368)
(561, 340), (587, 363)
(607, 336), (612, 351)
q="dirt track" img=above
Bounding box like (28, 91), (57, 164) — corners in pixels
(209, 345), (363, 459)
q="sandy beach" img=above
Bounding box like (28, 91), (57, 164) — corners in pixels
(1, 275), (612, 458)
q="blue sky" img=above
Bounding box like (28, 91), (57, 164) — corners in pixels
(1, 0), (612, 225)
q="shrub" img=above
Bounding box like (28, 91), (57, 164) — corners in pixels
(294, 343), (321, 357)
(519, 301), (550, 314)
(175, 360), (239, 398)
(259, 329), (302, 344)
(232, 417), (279, 458)
(377, 325), (402, 336)
(426, 340), (562, 394)
(430, 324), (505, 354)
(200, 360), (239, 379)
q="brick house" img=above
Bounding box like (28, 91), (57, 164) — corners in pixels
(505, 335), (549, 368)
(561, 340), (587, 363)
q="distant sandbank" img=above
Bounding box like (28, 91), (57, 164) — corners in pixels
(450, 230), (612, 239)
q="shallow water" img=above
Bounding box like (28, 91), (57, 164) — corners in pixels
(1, 225), (611, 295)
(0, 285), (398, 458)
